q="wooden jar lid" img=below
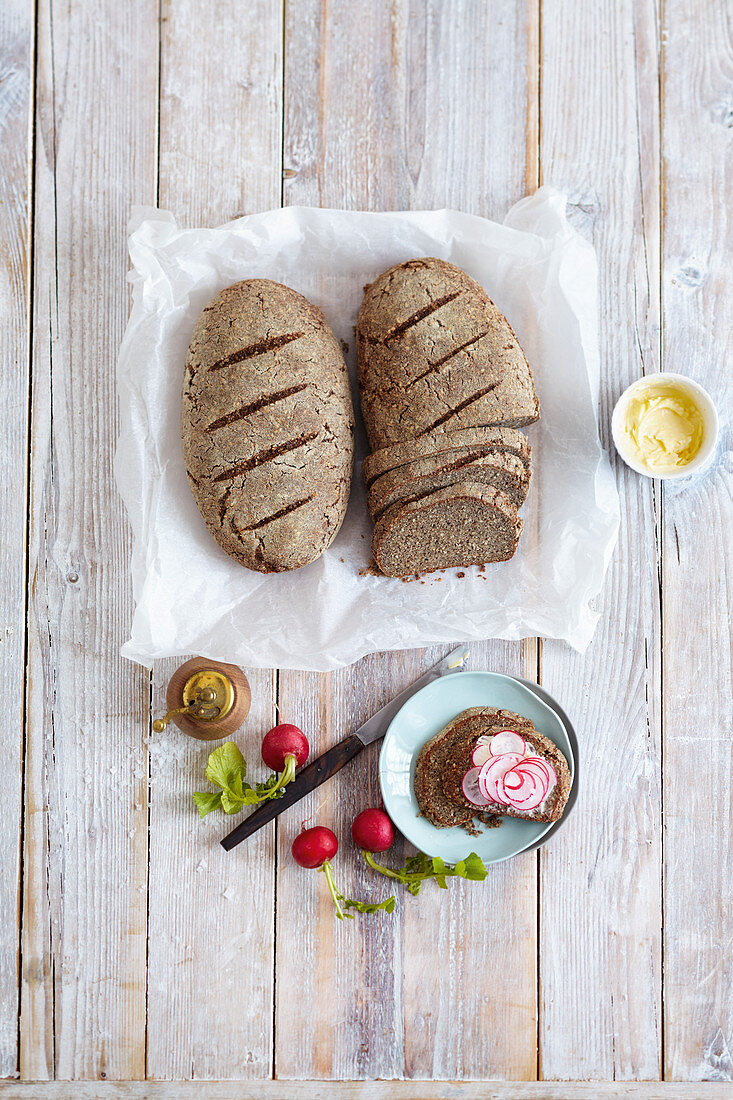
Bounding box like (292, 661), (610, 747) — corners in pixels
(159, 656), (251, 741)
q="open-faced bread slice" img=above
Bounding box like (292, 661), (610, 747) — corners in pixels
(367, 448), (530, 518)
(414, 707), (571, 829)
(362, 425), (531, 489)
(413, 710), (504, 834)
(372, 481), (521, 578)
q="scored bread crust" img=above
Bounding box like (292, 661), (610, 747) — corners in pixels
(366, 447), (530, 519)
(372, 481), (522, 578)
(414, 707), (572, 830)
(357, 257), (539, 449)
(361, 425), (532, 489)
(182, 280), (355, 573)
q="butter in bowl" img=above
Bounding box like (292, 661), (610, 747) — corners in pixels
(611, 372), (719, 480)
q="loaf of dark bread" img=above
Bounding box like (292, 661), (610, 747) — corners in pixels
(372, 481), (521, 578)
(361, 425), (531, 489)
(357, 258), (539, 449)
(367, 447), (530, 519)
(414, 707), (572, 830)
(182, 280), (354, 573)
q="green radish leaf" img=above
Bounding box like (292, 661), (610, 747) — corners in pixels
(460, 852), (488, 880)
(220, 787), (245, 815)
(339, 893), (396, 916)
(192, 791), (222, 818)
(205, 742), (246, 791)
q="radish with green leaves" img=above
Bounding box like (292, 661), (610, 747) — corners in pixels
(352, 806), (489, 895)
(291, 826), (395, 921)
(261, 723), (309, 790)
(194, 726), (309, 819)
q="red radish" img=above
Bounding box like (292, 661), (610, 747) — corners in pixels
(489, 730), (526, 757)
(499, 770), (545, 810)
(499, 767), (543, 805)
(471, 742), (492, 767)
(352, 809), (395, 853)
(262, 723), (309, 769)
(290, 826), (345, 918)
(261, 723), (309, 793)
(291, 825), (394, 920)
(462, 766), (491, 807)
(516, 758), (552, 792)
(291, 825), (338, 869)
(478, 752), (524, 802)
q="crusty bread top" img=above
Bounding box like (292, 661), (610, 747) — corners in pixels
(182, 280), (354, 573)
(357, 258), (539, 448)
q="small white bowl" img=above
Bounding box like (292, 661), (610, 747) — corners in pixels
(611, 372), (719, 480)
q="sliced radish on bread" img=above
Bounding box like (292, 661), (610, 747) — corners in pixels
(477, 752), (524, 803)
(461, 767), (491, 807)
(489, 730), (526, 756)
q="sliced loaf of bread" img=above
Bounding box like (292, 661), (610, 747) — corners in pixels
(372, 481), (521, 578)
(362, 425), (531, 488)
(367, 448), (530, 518)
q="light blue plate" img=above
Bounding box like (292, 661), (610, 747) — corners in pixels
(378, 671), (576, 864)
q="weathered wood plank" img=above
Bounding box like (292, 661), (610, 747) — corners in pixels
(145, 0), (283, 1079)
(20, 0), (159, 1080)
(537, 0), (663, 1081)
(278, 0), (539, 1080)
(2, 1080), (732, 1099)
(0, 0), (33, 1078)
(660, 0), (732, 1081)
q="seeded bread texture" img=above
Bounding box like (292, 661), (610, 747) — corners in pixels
(182, 280), (355, 573)
(414, 707), (572, 829)
(372, 481), (521, 578)
(357, 257), (539, 449)
(362, 425), (531, 488)
(367, 448), (530, 518)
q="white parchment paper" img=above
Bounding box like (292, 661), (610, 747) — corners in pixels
(116, 188), (620, 670)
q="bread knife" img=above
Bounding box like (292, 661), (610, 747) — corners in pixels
(221, 644), (471, 851)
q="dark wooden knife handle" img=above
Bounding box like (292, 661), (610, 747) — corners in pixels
(220, 734), (365, 851)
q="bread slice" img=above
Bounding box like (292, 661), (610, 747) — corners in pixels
(414, 707), (572, 829)
(362, 426), (531, 488)
(367, 448), (530, 518)
(413, 712), (506, 832)
(372, 481), (521, 578)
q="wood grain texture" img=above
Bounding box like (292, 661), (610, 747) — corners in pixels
(1, 1082), (732, 1100)
(0, 0), (33, 1077)
(20, 0), (159, 1079)
(145, 0), (283, 1079)
(537, 0), (663, 1080)
(158, 0), (283, 229)
(278, 0), (539, 1079)
(660, 0), (733, 1081)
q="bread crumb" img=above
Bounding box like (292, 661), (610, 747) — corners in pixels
(456, 571), (465, 578)
(339, 339), (349, 355)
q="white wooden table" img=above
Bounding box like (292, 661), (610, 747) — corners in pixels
(1, 1), (730, 1096)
